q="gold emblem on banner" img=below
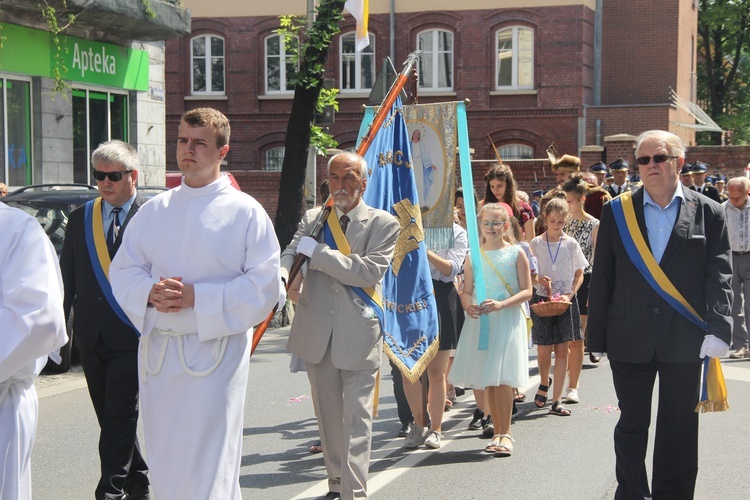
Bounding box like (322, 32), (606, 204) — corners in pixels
(392, 198), (424, 276)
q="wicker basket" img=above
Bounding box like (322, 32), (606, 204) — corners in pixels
(530, 281), (572, 317)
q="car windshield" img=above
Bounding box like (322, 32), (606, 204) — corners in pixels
(4, 201), (79, 255)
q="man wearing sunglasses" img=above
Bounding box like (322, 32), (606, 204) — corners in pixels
(689, 161), (722, 203)
(605, 158), (631, 198)
(60, 140), (150, 500)
(589, 130), (732, 500)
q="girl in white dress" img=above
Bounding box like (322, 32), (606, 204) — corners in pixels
(529, 198), (588, 416)
(450, 203), (532, 456)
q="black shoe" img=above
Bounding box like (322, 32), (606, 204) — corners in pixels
(398, 421), (413, 438)
(589, 352), (601, 364)
(512, 401), (518, 416)
(482, 414), (495, 437)
(125, 484), (151, 500)
(320, 492), (341, 500)
(455, 386), (466, 397)
(468, 409), (484, 430)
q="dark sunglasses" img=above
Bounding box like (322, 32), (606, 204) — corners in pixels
(92, 169), (131, 182)
(635, 155), (678, 165)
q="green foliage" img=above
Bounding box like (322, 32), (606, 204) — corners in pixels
(310, 124), (339, 156)
(697, 0), (750, 144)
(40, 0), (77, 98)
(276, 3), (346, 155)
(141, 0), (156, 20)
(317, 87), (339, 113)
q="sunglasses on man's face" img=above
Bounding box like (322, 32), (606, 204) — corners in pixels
(92, 170), (131, 182)
(635, 155), (679, 166)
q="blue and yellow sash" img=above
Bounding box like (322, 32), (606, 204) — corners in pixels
(83, 198), (139, 336)
(322, 213), (385, 328)
(610, 192), (707, 330)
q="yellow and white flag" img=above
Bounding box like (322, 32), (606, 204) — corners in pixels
(344, 0), (369, 51)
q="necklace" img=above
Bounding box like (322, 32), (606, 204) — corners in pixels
(546, 232), (563, 271)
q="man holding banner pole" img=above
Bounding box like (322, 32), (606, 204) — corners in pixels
(588, 130), (732, 500)
(283, 152), (399, 500)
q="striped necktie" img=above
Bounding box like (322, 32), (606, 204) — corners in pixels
(339, 214), (350, 235)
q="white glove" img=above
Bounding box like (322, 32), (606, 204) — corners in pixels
(297, 236), (318, 258)
(699, 334), (729, 359)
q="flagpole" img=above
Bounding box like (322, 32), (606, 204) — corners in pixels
(250, 50), (422, 356)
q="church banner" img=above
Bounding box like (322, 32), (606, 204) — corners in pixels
(402, 102), (457, 250)
(358, 98), (439, 382)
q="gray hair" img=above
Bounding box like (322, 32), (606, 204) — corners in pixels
(92, 140), (139, 171)
(727, 177), (750, 191)
(327, 151), (368, 179)
(634, 130), (686, 159)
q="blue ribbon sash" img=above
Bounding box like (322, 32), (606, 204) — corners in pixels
(322, 215), (385, 329)
(610, 192), (707, 330)
(84, 198), (140, 335)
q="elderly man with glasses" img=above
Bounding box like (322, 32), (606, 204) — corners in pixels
(60, 140), (150, 500)
(589, 130), (732, 500)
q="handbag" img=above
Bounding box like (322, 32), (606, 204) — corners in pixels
(480, 249), (533, 337)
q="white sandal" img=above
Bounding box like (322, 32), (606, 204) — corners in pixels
(485, 433), (514, 456)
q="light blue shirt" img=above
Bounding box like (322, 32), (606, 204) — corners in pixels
(102, 193), (136, 238)
(643, 184), (684, 264)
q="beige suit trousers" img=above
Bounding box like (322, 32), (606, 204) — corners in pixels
(306, 339), (377, 499)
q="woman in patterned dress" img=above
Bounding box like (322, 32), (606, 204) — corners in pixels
(560, 174), (600, 404)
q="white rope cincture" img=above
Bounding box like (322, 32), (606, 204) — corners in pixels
(140, 328), (228, 381)
(0, 379), (11, 406)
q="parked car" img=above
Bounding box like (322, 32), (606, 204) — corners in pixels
(1, 183), (167, 372)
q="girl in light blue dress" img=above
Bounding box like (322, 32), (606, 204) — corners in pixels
(449, 203), (532, 456)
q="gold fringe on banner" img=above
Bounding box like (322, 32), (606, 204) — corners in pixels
(384, 337), (440, 384)
(695, 357), (730, 413)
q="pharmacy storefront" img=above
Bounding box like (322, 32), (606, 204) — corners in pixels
(0, 23), (163, 188)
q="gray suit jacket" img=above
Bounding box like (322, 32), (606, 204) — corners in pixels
(282, 201), (399, 371)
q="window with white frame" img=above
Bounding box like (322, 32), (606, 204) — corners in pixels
(417, 29), (453, 91)
(266, 35), (299, 93)
(498, 144), (533, 160)
(265, 147), (285, 171)
(496, 27), (534, 89)
(340, 32), (375, 92)
(192, 35), (225, 94)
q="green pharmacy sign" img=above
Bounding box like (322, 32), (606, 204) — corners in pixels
(0, 23), (149, 91)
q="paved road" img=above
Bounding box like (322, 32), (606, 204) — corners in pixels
(33, 326), (750, 499)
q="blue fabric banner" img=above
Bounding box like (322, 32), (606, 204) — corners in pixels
(456, 102), (490, 349)
(359, 98), (440, 381)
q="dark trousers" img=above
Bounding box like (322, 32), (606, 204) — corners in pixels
(80, 337), (149, 499)
(389, 360), (413, 425)
(610, 359), (701, 500)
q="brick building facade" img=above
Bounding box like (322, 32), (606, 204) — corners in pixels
(167, 1), (704, 218)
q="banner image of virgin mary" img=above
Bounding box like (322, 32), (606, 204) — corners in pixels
(409, 124), (444, 211)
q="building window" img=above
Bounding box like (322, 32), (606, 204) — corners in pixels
(340, 32), (375, 92)
(72, 88), (128, 184)
(0, 76), (33, 186)
(498, 143), (533, 160)
(417, 29), (453, 91)
(265, 147), (285, 171)
(192, 35), (225, 94)
(496, 27), (534, 89)
(266, 35), (298, 93)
